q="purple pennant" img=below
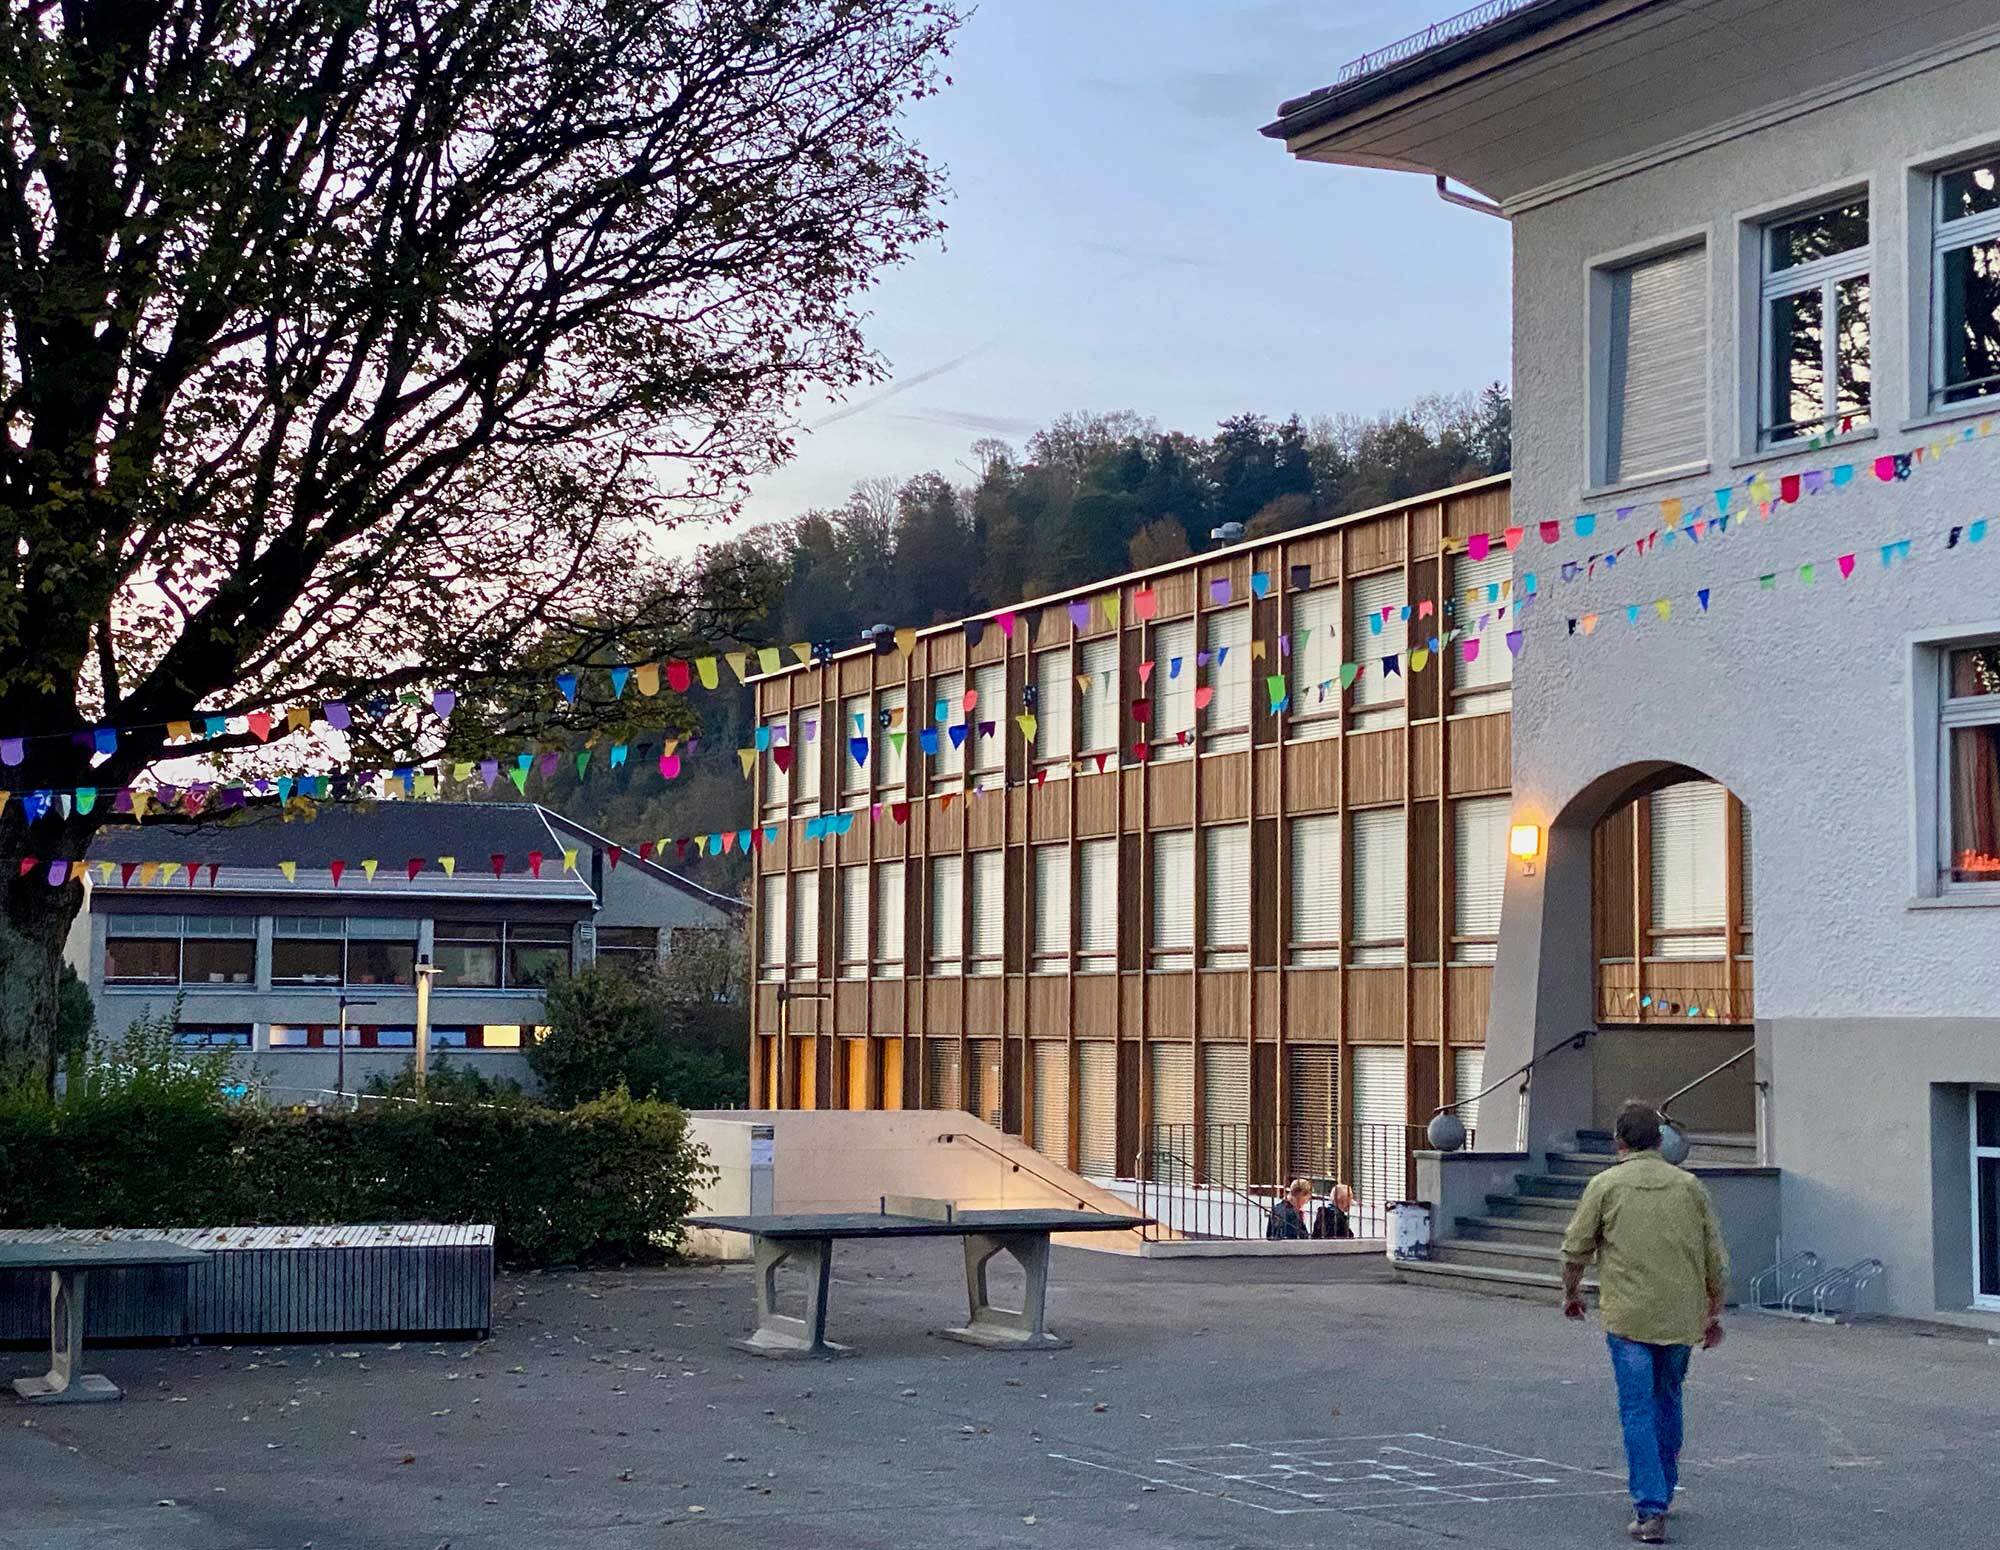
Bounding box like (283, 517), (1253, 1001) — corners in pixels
(1067, 600), (1090, 629)
(323, 701), (350, 730)
(1506, 629), (1525, 656)
(432, 689), (456, 719)
(0, 738), (21, 766)
(1289, 565), (1311, 590)
(1209, 577), (1231, 605)
(479, 759), (498, 789)
(46, 860), (69, 887)
(539, 752), (558, 777)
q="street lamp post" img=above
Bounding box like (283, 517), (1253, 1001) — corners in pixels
(335, 995), (376, 1111)
(414, 955), (440, 1096)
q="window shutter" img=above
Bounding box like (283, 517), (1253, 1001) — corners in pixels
(1350, 809), (1407, 966)
(794, 711), (822, 813)
(1454, 1048), (1486, 1138)
(1203, 606), (1250, 749)
(1150, 830), (1194, 966)
(1349, 571), (1407, 721)
(1605, 244), (1707, 482)
(1148, 1043), (1195, 1183)
(967, 1039), (1003, 1126)
(1288, 587), (1340, 736)
(929, 855), (963, 972)
(1203, 825), (1250, 966)
(971, 663), (1006, 778)
(875, 686), (906, 794)
(1201, 1044), (1251, 1189)
(1650, 781), (1726, 958)
(1153, 619), (1195, 742)
(1032, 845), (1070, 967)
(759, 875), (786, 978)
(1078, 838), (1118, 968)
(1032, 1042), (1069, 1164)
(1288, 814), (1341, 967)
(1035, 649), (1072, 762)
(790, 871), (819, 972)
(932, 672), (965, 781)
(1738, 802), (1754, 941)
(924, 1039), (962, 1110)
(840, 696), (869, 798)
(1452, 796), (1509, 963)
(1285, 1046), (1338, 1177)
(1077, 1043), (1119, 1176)
(969, 850), (1004, 973)
(839, 866), (868, 977)
(1451, 550), (1514, 707)
(875, 861), (905, 974)
(1351, 1046), (1408, 1209)
(1078, 639), (1119, 751)
(761, 716), (789, 809)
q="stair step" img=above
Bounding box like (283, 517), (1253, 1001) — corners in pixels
(1430, 1239), (1581, 1277)
(1545, 1150), (1619, 1177)
(1575, 1129), (1618, 1156)
(1393, 1258), (1598, 1300)
(1514, 1173), (1589, 1197)
(1455, 1214), (1569, 1245)
(1483, 1193), (1581, 1219)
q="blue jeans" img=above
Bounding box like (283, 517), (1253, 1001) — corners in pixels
(1606, 1333), (1691, 1519)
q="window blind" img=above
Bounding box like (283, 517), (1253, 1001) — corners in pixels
(875, 686), (906, 795)
(839, 866), (868, 977)
(1035, 649), (1072, 763)
(1285, 1046), (1338, 1177)
(1078, 838), (1118, 970)
(1153, 618), (1195, 744)
(874, 861), (905, 975)
(1151, 830), (1194, 967)
(969, 850), (1004, 974)
(1149, 1043), (1194, 1124)
(1451, 550), (1514, 710)
(1650, 780), (1726, 958)
(924, 1038), (962, 1111)
(971, 663), (1006, 780)
(928, 855), (963, 974)
(1289, 587), (1340, 737)
(931, 672), (965, 782)
(967, 1039), (1003, 1127)
(1350, 808), (1407, 966)
(1078, 638), (1119, 752)
(1351, 1046), (1407, 1209)
(1203, 825), (1250, 967)
(1604, 244), (1708, 482)
(760, 716), (788, 810)
(1350, 571), (1407, 725)
(790, 870), (819, 972)
(759, 875), (786, 979)
(1077, 1043), (1119, 1177)
(1738, 803), (1754, 942)
(1288, 814), (1341, 967)
(1032, 845), (1070, 968)
(840, 695), (869, 798)
(1203, 606), (1250, 750)
(1201, 1043), (1251, 1190)
(1454, 1048), (1486, 1137)
(1032, 1042), (1069, 1165)
(1453, 796), (1509, 963)
(793, 711), (822, 814)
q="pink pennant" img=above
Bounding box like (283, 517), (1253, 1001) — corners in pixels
(1467, 533), (1491, 561)
(995, 610), (1016, 638)
(1837, 553), (1856, 578)
(1193, 685), (1215, 712)
(1137, 660), (1155, 686)
(1503, 526), (1525, 551)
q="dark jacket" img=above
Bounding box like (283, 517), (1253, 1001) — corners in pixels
(1312, 1203), (1355, 1240)
(1266, 1200), (1310, 1240)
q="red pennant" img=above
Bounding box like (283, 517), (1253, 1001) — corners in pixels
(186, 859), (201, 887)
(1130, 740), (1149, 762)
(489, 853), (506, 878)
(1093, 753), (1109, 774)
(1035, 768), (1048, 787)
(607, 846), (622, 869)
(676, 839), (690, 861)
(527, 849), (543, 878)
(1193, 685), (1214, 712)
(891, 802), (910, 826)
(406, 858), (424, 881)
(1130, 698), (1150, 724)
(638, 841), (655, 862)
(1132, 587), (1157, 621)
(246, 710), (273, 741)
(118, 862), (136, 886)
(940, 793), (955, 812)
(330, 860), (346, 886)
(772, 746), (793, 773)
(666, 659), (692, 693)
(17, 857), (36, 877)
(1538, 520), (1560, 544)
(750, 829), (764, 850)
(1780, 473), (1801, 504)
(207, 863), (220, 888)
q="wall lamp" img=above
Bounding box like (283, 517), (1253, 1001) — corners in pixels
(1509, 822), (1542, 876)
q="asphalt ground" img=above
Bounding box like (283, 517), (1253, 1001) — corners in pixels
(2, 1243), (1995, 1549)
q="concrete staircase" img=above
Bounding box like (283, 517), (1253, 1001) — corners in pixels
(1395, 1128), (1757, 1300)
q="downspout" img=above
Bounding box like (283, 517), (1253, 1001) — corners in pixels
(1435, 174), (1507, 220)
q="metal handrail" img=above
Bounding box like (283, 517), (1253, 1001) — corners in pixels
(1433, 1028), (1596, 1121)
(1130, 1146), (1273, 1220)
(932, 1129), (1103, 1214)
(1658, 1042), (1755, 1121)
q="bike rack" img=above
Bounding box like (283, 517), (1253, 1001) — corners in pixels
(1749, 1250), (1820, 1312)
(1776, 1257), (1885, 1324)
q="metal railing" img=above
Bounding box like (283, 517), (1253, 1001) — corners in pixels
(1325, 0), (1547, 90)
(1126, 1122), (1419, 1241)
(932, 1128), (1106, 1214)
(1597, 980), (1755, 1024)
(1431, 1028), (1596, 1151)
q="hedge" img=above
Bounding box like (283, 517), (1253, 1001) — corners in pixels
(0, 1088), (710, 1267)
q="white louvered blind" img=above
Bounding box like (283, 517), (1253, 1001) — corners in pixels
(1285, 1046), (1338, 1178)
(840, 695), (870, 800)
(1454, 1048), (1486, 1139)
(760, 715), (789, 811)
(1453, 796), (1510, 964)
(1350, 571), (1407, 727)
(1032, 845), (1070, 971)
(1350, 809), (1407, 966)
(759, 874), (786, 980)
(1289, 587), (1340, 738)
(838, 866), (868, 978)
(1203, 825), (1250, 968)
(1288, 814), (1341, 967)
(1035, 648), (1072, 764)
(968, 1038), (1003, 1127)
(1150, 830), (1195, 969)
(1451, 549), (1514, 712)
(1077, 1043), (1119, 1177)
(875, 685), (907, 796)
(1078, 638), (1119, 752)
(789, 870), (819, 974)
(1201, 1043), (1251, 1190)
(1033, 1042), (1069, 1164)
(1738, 803), (1754, 952)
(1078, 837), (1118, 971)
(971, 663), (1006, 782)
(924, 1039), (962, 1111)
(793, 711), (822, 815)
(929, 855), (963, 975)
(1650, 780), (1727, 959)
(931, 672), (965, 782)
(1148, 1040), (1195, 1182)
(874, 861), (905, 976)
(969, 850), (1004, 975)
(1604, 244), (1708, 483)
(1153, 618), (1196, 747)
(1351, 1046), (1408, 1211)
(1203, 606), (1251, 751)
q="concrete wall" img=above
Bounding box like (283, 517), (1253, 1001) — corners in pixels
(1590, 1027), (1755, 1135)
(1486, 40), (2000, 1319)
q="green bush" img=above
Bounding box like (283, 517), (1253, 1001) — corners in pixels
(530, 959), (748, 1109)
(362, 1053), (530, 1106)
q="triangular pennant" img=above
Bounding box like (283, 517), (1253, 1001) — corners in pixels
(696, 657), (720, 689)
(667, 660), (693, 694)
(609, 666), (631, 699)
(361, 858), (379, 881)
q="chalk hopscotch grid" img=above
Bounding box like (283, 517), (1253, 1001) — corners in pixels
(1050, 1431), (1627, 1516)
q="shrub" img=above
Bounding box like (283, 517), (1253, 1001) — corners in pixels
(362, 1054), (530, 1107)
(530, 960), (748, 1109)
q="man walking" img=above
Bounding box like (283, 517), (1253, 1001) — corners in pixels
(1560, 1101), (1728, 1543)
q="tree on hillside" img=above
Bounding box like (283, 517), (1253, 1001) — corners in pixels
(0, 0), (961, 1086)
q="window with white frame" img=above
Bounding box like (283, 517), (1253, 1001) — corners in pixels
(1933, 156), (2000, 410)
(930, 672), (965, 787)
(759, 714), (789, 814)
(1153, 617), (1195, 753)
(1031, 845), (1070, 973)
(1202, 607), (1251, 752)
(1452, 796), (1509, 964)
(1939, 640), (2000, 891)
(793, 709), (822, 815)
(1077, 637), (1119, 755)
(1349, 571), (1406, 730)
(1150, 830), (1194, 970)
(840, 694), (870, 805)
(1451, 550), (1513, 714)
(1599, 242), (1707, 484)
(1649, 781), (1728, 959)
(1760, 197), (1870, 445)
(875, 685), (907, 798)
(928, 855), (963, 976)
(838, 865), (869, 979)
(874, 861), (905, 977)
(1033, 647), (1072, 771)
(1288, 586), (1340, 740)
(969, 850), (1004, 976)
(970, 663), (1006, 787)
(789, 870), (820, 976)
(758, 874), (786, 980)
(1077, 837), (1117, 972)
(1288, 814), (1340, 967)
(104, 914), (257, 987)
(1202, 825), (1250, 969)
(1349, 808), (1407, 967)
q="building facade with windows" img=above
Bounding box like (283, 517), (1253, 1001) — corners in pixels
(747, 478), (1532, 1207)
(78, 803), (743, 1095)
(1268, 0), (2000, 1318)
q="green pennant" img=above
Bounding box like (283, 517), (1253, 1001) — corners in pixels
(1339, 662), (1359, 689)
(575, 749), (590, 778)
(507, 767), (529, 794)
(889, 731), (906, 756)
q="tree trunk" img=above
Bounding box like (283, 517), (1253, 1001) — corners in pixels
(0, 856), (85, 1095)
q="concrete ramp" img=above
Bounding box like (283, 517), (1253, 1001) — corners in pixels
(685, 1110), (1148, 1257)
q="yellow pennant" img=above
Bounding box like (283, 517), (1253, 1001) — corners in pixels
(130, 789), (152, 821)
(166, 720), (192, 741)
(757, 646), (782, 674)
(361, 858), (379, 880)
(696, 657), (720, 689)
(661, 738), (679, 759)
(635, 662), (660, 697)
(1409, 646), (1430, 673)
(1098, 594), (1121, 627)
(278, 861), (297, 883)
(790, 642), (812, 667)
(1747, 475), (1773, 508)
(1075, 674), (1090, 695)
(894, 627), (917, 657)
(95, 860), (114, 883)
(1015, 712), (1038, 742)
(413, 773), (436, 799)
(138, 862), (160, 886)
(0, 792), (8, 817)
(159, 861), (180, 884)
(439, 856), (456, 877)
(561, 848), (578, 873)
(726, 651), (751, 683)
(1660, 497), (1683, 528)
(738, 748), (756, 777)
(1250, 639), (1266, 662)
(452, 762), (473, 782)
(1654, 598), (1672, 620)
(286, 705), (310, 731)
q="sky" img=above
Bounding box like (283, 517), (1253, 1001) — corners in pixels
(729, 0), (1514, 530)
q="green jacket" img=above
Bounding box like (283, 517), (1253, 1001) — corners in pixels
(1560, 1151), (1728, 1347)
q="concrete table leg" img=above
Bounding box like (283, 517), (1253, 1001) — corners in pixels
(733, 1236), (847, 1358)
(945, 1231), (1069, 1350)
(13, 1269), (120, 1403)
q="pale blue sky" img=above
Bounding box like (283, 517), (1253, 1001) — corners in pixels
(735, 0), (1513, 527)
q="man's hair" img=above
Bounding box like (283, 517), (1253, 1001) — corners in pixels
(1615, 1101), (1663, 1152)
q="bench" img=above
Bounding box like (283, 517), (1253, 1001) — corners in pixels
(689, 1196), (1147, 1357)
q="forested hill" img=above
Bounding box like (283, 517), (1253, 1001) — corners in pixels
(536, 387), (1510, 892)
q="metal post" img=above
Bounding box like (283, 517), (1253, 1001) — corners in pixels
(336, 996), (375, 1111)
(414, 956), (439, 1094)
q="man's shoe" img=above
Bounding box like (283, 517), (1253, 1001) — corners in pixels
(1628, 1516), (1666, 1544)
